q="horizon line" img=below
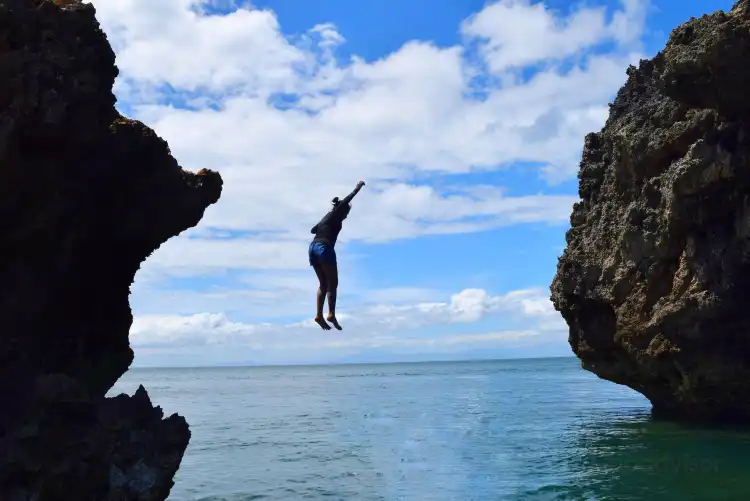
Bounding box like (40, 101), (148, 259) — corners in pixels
(127, 354), (579, 371)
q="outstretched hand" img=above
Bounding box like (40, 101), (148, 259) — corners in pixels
(357, 180), (366, 189)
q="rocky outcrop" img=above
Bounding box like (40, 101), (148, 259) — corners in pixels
(0, 0), (222, 499)
(551, 0), (750, 423)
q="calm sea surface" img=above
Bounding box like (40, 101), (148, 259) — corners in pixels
(109, 357), (750, 500)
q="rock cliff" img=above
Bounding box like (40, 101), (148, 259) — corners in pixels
(551, 0), (750, 422)
(0, 0), (222, 499)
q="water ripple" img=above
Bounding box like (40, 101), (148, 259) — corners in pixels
(111, 358), (750, 501)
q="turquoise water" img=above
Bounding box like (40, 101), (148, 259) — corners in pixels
(110, 357), (750, 500)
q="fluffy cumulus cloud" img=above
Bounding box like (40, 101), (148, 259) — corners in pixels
(461, 0), (646, 72)
(84, 0), (649, 362)
(129, 287), (567, 364)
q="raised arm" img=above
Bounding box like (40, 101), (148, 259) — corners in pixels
(339, 180), (366, 206)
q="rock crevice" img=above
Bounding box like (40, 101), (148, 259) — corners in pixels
(1, 0), (222, 498)
(551, 0), (750, 422)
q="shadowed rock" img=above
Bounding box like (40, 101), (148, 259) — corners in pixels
(0, 0), (222, 498)
(551, 0), (750, 423)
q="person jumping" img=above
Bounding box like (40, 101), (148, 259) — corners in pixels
(308, 180), (366, 330)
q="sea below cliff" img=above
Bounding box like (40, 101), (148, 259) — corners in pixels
(109, 357), (750, 501)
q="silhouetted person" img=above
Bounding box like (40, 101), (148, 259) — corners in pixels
(308, 180), (366, 330)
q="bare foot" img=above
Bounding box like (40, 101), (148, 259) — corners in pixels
(326, 314), (342, 330)
(314, 316), (331, 330)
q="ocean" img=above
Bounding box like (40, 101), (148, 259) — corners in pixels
(109, 357), (750, 501)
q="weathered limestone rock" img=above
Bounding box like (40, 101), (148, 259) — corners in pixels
(0, 0), (222, 498)
(551, 0), (750, 422)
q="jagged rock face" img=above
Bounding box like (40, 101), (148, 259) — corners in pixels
(0, 0), (222, 499)
(551, 0), (750, 423)
(3, 377), (191, 501)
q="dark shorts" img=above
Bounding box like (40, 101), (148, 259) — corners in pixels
(309, 241), (336, 266)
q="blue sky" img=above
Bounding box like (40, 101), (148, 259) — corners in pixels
(90, 0), (733, 366)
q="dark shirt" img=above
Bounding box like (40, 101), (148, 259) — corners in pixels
(311, 206), (345, 246)
(310, 187), (359, 247)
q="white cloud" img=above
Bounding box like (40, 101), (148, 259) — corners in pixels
(129, 185), (576, 278)
(104, 1), (305, 95)
(90, 0), (646, 256)
(83, 0), (648, 362)
(460, 0), (647, 73)
(129, 287), (565, 359)
(462, 0), (609, 72)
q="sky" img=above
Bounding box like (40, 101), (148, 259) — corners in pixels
(87, 0), (734, 367)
